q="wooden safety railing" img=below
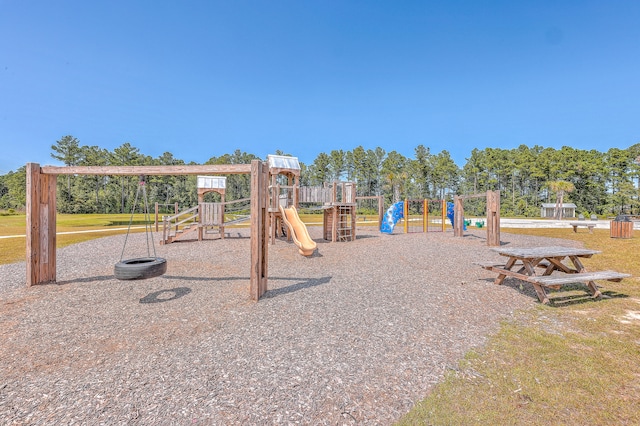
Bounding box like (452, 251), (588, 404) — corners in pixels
(162, 205), (199, 244)
(161, 199), (252, 244)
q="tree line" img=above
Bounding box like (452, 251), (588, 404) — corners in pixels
(1, 135), (639, 217)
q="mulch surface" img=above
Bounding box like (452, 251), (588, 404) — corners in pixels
(0, 227), (578, 424)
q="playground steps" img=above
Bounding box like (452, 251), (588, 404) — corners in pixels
(161, 199), (249, 245)
(161, 223), (199, 244)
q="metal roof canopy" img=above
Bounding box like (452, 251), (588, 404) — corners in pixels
(197, 175), (226, 189)
(267, 155), (300, 171)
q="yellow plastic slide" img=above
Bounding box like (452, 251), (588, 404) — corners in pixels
(279, 205), (317, 256)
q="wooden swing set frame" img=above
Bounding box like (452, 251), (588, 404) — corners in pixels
(453, 190), (501, 246)
(25, 160), (270, 300)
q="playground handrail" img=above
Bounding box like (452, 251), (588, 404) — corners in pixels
(162, 205), (199, 243)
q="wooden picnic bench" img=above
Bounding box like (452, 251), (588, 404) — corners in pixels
(569, 222), (596, 233)
(476, 246), (630, 304)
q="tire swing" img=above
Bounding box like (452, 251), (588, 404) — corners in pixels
(114, 175), (167, 280)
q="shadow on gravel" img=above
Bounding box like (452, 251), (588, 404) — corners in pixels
(56, 275), (115, 285)
(263, 276), (332, 298)
(157, 275), (331, 299)
(139, 287), (192, 303)
(355, 234), (378, 240)
(159, 275), (332, 299)
(162, 275), (249, 282)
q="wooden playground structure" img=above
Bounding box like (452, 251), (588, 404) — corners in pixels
(24, 156), (376, 301)
(301, 182), (357, 242)
(402, 199), (447, 233)
(25, 161), (270, 300)
(160, 176), (252, 244)
(24, 157), (493, 301)
(267, 154), (384, 244)
(453, 190), (501, 246)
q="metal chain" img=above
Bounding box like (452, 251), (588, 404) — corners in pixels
(119, 175), (158, 261)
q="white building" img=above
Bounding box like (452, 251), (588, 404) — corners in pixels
(540, 203), (577, 218)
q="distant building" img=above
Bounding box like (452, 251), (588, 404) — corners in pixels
(540, 203), (577, 218)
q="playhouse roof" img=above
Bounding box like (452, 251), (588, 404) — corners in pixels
(197, 175), (226, 189)
(268, 154), (300, 171)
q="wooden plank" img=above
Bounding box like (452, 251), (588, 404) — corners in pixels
(250, 160), (268, 300)
(453, 196), (464, 237)
(44, 173), (57, 282)
(486, 190), (500, 246)
(41, 164), (252, 176)
(40, 174), (57, 282)
(530, 271), (630, 286)
(26, 163), (41, 286)
(475, 260), (546, 270)
(26, 164), (57, 286)
(492, 246), (600, 258)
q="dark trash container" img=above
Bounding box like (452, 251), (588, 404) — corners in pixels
(610, 215), (633, 239)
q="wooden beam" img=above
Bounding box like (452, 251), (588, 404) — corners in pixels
(41, 164), (252, 176)
(453, 196), (465, 237)
(26, 163), (57, 286)
(250, 160), (268, 300)
(486, 190), (501, 246)
(403, 199), (408, 234)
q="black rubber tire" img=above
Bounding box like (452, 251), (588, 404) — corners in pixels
(114, 257), (167, 280)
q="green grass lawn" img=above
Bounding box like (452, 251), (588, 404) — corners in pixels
(398, 228), (640, 425)
(0, 212), (369, 264)
(0, 213), (150, 264)
(2, 214), (639, 423)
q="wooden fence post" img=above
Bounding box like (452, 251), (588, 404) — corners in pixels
(26, 163), (57, 286)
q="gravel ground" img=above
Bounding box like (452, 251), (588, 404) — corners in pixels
(0, 227), (580, 424)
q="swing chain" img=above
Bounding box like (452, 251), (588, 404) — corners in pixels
(119, 174), (158, 261)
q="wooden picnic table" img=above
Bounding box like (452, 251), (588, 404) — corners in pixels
(477, 246), (629, 304)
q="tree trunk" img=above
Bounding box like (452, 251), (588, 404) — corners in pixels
(555, 191), (565, 220)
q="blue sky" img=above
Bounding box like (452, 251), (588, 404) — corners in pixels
(1, 0), (639, 174)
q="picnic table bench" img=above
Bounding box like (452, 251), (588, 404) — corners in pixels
(476, 246), (630, 304)
(569, 222), (596, 233)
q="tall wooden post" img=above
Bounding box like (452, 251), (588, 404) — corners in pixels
(486, 190), (501, 246)
(453, 196), (464, 237)
(423, 199), (427, 233)
(26, 163), (57, 286)
(250, 160), (268, 300)
(403, 199), (408, 234)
